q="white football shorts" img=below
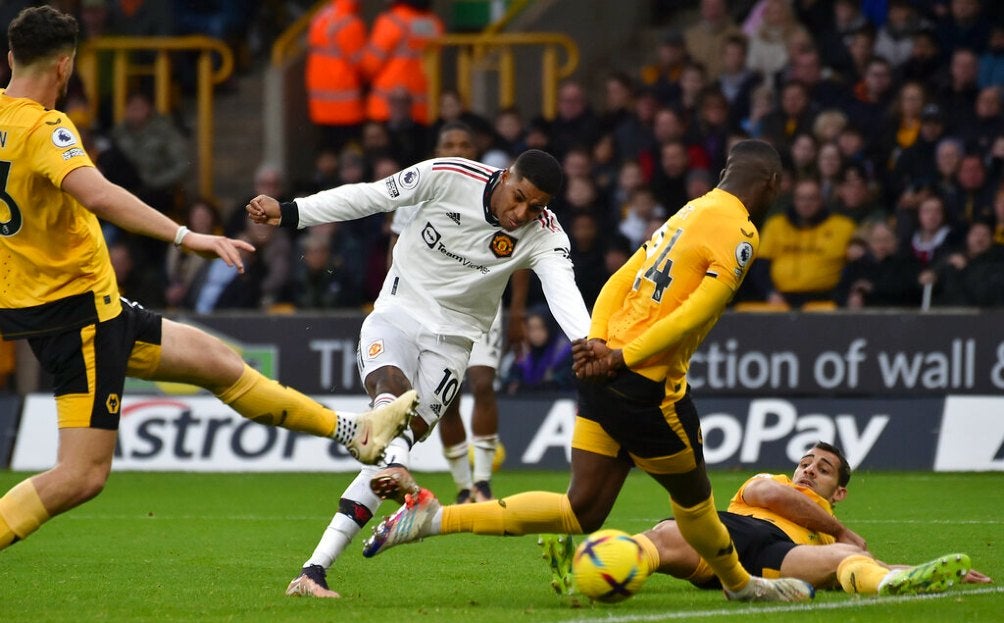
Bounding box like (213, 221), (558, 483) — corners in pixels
(357, 307), (473, 433)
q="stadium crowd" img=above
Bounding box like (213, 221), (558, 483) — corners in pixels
(11, 1), (1004, 338)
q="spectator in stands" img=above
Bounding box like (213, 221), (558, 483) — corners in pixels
(740, 83), (774, 139)
(890, 103), (949, 199)
(931, 137), (966, 221)
(187, 232), (261, 313)
(430, 89), (488, 140)
(753, 176), (857, 307)
(609, 158), (645, 215)
(568, 210), (607, 310)
(816, 141), (845, 203)
(110, 89), (189, 219)
(934, 47), (981, 130)
(641, 30), (689, 106)
(686, 87), (731, 174)
(599, 71), (636, 140)
(292, 147), (342, 196)
(960, 86), (1004, 156)
(900, 27), (943, 84)
(784, 48), (849, 111)
(504, 306), (573, 395)
(359, 0), (443, 125)
(880, 80), (928, 166)
(761, 79), (816, 155)
(919, 220), (1004, 307)
(978, 25), (1004, 87)
(902, 194), (964, 268)
(844, 25), (879, 86)
(684, 0), (742, 81)
(290, 224), (365, 309)
(618, 186), (665, 250)
(108, 240), (167, 310)
(811, 109), (849, 147)
(304, 0), (366, 153)
(643, 106), (705, 180)
(836, 218), (923, 309)
(384, 87), (429, 165)
(831, 162), (886, 224)
(952, 152), (994, 224)
(651, 140), (691, 216)
(875, 0), (929, 70)
(934, 0), (990, 58)
(789, 132), (819, 179)
(243, 220), (293, 310)
(814, 0), (870, 80)
(548, 79), (601, 162)
(493, 106), (527, 160)
(715, 34), (761, 129)
(745, 0), (809, 87)
(227, 162), (288, 236)
(846, 57), (897, 159)
(165, 197), (223, 309)
(672, 61), (709, 123)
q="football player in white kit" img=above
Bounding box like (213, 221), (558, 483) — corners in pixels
(246, 148), (590, 598)
(387, 121), (527, 506)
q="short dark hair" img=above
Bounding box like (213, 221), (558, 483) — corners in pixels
(438, 120), (474, 140)
(512, 149), (562, 197)
(812, 441), (852, 486)
(8, 6), (78, 67)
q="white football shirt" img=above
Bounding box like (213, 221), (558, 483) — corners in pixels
(292, 157), (591, 341)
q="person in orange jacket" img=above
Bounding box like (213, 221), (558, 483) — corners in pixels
(359, 0), (444, 124)
(305, 0), (367, 151)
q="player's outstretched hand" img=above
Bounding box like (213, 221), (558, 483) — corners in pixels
(181, 232), (255, 274)
(246, 194), (282, 226)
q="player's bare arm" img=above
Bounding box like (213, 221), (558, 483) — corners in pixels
(63, 166), (253, 273)
(742, 478), (867, 550)
(572, 338), (624, 381)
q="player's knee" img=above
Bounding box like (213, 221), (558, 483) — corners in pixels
(70, 467), (110, 506)
(364, 366), (411, 396)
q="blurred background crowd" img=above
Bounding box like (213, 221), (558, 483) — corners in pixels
(3, 0), (1003, 391)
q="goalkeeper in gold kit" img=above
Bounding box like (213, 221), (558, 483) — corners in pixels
(363, 140), (817, 602)
(0, 6), (416, 554)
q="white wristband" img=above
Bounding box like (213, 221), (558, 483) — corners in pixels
(173, 225), (189, 247)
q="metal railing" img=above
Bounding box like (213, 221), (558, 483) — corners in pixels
(423, 32), (578, 120)
(76, 36), (234, 199)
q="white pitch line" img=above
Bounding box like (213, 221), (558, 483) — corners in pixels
(556, 586), (1004, 623)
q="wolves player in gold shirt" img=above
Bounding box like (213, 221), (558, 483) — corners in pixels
(363, 140), (815, 602)
(0, 6), (415, 553)
(636, 441), (989, 595)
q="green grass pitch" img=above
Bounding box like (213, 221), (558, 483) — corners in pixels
(1, 469), (1000, 623)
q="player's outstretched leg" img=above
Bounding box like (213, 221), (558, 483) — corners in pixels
(538, 534), (576, 595)
(879, 553), (971, 596)
(724, 576), (816, 602)
(347, 390), (418, 464)
(362, 488), (441, 557)
(285, 564), (340, 598)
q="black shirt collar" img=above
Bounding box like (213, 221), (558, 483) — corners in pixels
(482, 169), (502, 226)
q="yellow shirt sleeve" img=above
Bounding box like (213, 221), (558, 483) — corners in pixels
(621, 274), (733, 367)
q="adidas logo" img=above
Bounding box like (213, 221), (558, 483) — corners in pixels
(447, 212), (461, 225)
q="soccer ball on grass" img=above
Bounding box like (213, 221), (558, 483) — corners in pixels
(572, 529), (649, 603)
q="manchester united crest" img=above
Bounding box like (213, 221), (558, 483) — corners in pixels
(366, 339), (384, 359)
(489, 232), (517, 258)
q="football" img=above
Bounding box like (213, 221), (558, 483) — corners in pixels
(572, 529), (649, 603)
